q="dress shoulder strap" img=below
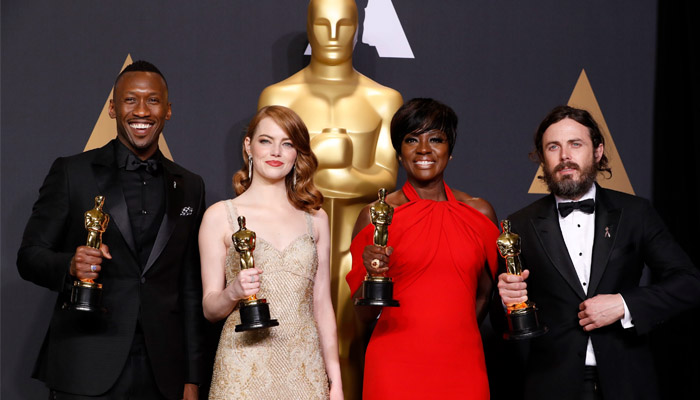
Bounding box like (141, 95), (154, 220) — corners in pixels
(401, 181), (419, 201)
(224, 200), (240, 232)
(304, 212), (315, 242)
(444, 182), (457, 202)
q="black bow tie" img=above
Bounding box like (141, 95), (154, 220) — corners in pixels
(558, 199), (595, 218)
(125, 153), (159, 174)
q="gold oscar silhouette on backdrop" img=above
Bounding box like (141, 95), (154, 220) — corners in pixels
(258, 0), (403, 396)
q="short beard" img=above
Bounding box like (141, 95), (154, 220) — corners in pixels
(542, 160), (597, 200)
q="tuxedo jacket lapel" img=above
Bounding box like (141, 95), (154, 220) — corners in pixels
(588, 187), (622, 295)
(91, 143), (138, 259)
(143, 163), (183, 276)
(530, 197), (587, 300)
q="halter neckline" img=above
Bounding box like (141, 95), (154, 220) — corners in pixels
(401, 180), (455, 202)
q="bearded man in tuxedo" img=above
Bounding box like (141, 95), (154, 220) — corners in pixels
(496, 105), (700, 400)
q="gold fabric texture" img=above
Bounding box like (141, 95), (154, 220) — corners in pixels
(209, 200), (329, 399)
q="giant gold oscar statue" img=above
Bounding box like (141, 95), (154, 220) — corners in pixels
(258, 1), (403, 397)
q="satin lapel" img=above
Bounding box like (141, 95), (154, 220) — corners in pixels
(530, 198), (587, 300)
(143, 165), (183, 276)
(92, 143), (138, 258)
(588, 188), (622, 295)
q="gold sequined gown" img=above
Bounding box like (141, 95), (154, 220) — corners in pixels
(209, 201), (329, 399)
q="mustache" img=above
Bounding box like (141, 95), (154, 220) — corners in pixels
(554, 161), (580, 172)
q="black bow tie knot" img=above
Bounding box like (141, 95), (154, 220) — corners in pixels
(125, 154), (159, 174)
(558, 199), (595, 218)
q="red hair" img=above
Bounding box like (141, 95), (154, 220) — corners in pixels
(233, 106), (324, 212)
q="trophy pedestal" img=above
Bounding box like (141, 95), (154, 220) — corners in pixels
(504, 304), (547, 340)
(235, 299), (279, 332)
(68, 280), (104, 313)
(354, 276), (399, 307)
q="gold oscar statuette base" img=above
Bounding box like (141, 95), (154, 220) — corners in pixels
(354, 275), (399, 307)
(67, 280), (104, 313)
(235, 298), (280, 332)
(503, 302), (548, 340)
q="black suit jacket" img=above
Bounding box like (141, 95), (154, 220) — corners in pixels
(498, 184), (700, 400)
(17, 140), (206, 399)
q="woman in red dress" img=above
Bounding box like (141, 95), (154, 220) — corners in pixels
(347, 98), (500, 399)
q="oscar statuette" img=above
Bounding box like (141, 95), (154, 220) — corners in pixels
(69, 195), (109, 312)
(497, 220), (547, 340)
(233, 216), (279, 332)
(354, 188), (399, 307)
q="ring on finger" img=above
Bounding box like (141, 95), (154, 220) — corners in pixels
(250, 275), (255, 283)
(371, 259), (380, 269)
(90, 265), (97, 273)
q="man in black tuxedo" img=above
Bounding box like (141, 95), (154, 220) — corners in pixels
(17, 61), (205, 399)
(496, 105), (700, 400)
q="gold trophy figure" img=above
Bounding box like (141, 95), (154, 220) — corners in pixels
(258, 1), (403, 394)
(497, 220), (547, 340)
(354, 188), (399, 307)
(69, 195), (109, 312)
(233, 216), (279, 332)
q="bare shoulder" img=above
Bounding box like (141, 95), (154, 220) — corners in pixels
(385, 189), (408, 208)
(452, 189), (498, 225)
(228, 192), (263, 210)
(200, 201), (234, 244)
(203, 200), (229, 221)
(310, 207), (329, 225)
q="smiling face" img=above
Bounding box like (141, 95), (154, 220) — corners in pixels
(541, 118), (604, 199)
(307, 0), (357, 65)
(109, 71), (171, 160)
(245, 117), (298, 184)
(400, 130), (450, 185)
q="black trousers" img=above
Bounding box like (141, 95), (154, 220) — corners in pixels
(50, 329), (167, 400)
(580, 366), (603, 400)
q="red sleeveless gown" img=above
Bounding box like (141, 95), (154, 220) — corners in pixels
(347, 182), (499, 399)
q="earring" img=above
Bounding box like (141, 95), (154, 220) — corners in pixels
(292, 165), (297, 186)
(248, 156), (253, 179)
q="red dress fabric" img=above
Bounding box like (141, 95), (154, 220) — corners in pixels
(347, 181), (499, 400)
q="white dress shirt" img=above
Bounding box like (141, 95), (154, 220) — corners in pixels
(555, 184), (633, 366)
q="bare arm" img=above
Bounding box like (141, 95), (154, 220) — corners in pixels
(455, 192), (499, 319)
(351, 204), (372, 239)
(200, 202), (261, 323)
(475, 263), (494, 323)
(311, 210), (343, 399)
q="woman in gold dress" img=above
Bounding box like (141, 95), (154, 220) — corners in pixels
(200, 106), (343, 399)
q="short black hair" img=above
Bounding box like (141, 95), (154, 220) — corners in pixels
(114, 60), (168, 89)
(531, 105), (611, 175)
(390, 98), (458, 155)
